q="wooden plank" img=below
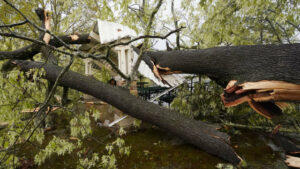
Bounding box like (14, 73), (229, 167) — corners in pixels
(240, 80), (300, 90)
(285, 155), (300, 168)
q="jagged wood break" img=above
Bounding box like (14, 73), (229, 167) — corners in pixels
(221, 80), (300, 119)
(142, 44), (300, 118)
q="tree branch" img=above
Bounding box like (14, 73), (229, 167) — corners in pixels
(0, 57), (75, 163)
(105, 57), (130, 80)
(171, 0), (180, 50)
(287, 20), (300, 32)
(109, 26), (185, 48)
(265, 17), (282, 43)
(144, 43), (300, 85)
(2, 6), (95, 58)
(129, 0), (163, 82)
(0, 32), (91, 60)
(276, 22), (291, 44)
(12, 60), (242, 164)
(0, 32), (75, 58)
(2, 0), (77, 52)
(0, 20), (27, 28)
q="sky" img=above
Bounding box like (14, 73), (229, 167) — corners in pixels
(153, 0), (182, 50)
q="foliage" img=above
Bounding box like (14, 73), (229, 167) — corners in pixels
(93, 67), (112, 83)
(101, 137), (131, 169)
(171, 77), (226, 119)
(70, 111), (92, 139)
(0, 68), (48, 168)
(34, 136), (76, 165)
(179, 0), (300, 48)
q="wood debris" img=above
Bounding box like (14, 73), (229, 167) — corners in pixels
(43, 10), (51, 44)
(285, 155), (300, 168)
(221, 80), (300, 119)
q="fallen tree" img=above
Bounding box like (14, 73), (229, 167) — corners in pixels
(139, 44), (300, 117)
(0, 6), (244, 165)
(1, 5), (299, 166)
(143, 43), (300, 86)
(2, 31), (300, 166)
(13, 60), (242, 165)
(2, 22), (300, 164)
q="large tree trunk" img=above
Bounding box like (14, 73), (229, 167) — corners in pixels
(143, 44), (300, 118)
(145, 43), (300, 85)
(13, 60), (241, 165)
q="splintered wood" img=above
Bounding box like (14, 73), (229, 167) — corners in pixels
(285, 155), (300, 168)
(43, 10), (51, 44)
(221, 80), (300, 119)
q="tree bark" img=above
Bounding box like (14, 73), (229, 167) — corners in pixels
(2, 35), (299, 87)
(0, 33), (90, 61)
(13, 60), (242, 165)
(145, 43), (300, 86)
(0, 33), (90, 73)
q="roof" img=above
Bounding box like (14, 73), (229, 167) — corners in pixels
(97, 19), (137, 44)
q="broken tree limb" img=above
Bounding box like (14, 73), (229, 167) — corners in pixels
(135, 44), (300, 118)
(0, 31), (90, 73)
(0, 8), (88, 62)
(221, 80), (300, 119)
(13, 60), (242, 165)
(144, 43), (300, 85)
(0, 7), (91, 62)
(0, 33), (90, 61)
(0, 20), (27, 28)
(285, 155), (300, 168)
(35, 8), (52, 44)
(240, 80), (300, 91)
(0, 32), (90, 73)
